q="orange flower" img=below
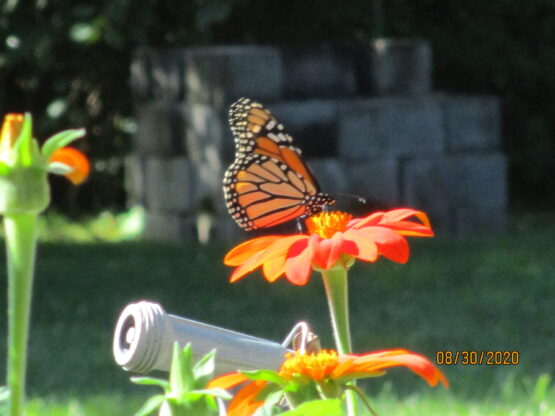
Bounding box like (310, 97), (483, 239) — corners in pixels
(225, 208), (433, 286)
(49, 146), (90, 184)
(209, 349), (448, 416)
(0, 113), (89, 184)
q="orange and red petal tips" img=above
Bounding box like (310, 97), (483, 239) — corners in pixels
(50, 147), (90, 184)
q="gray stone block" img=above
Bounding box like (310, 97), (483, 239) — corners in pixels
(131, 48), (185, 102)
(345, 157), (400, 207)
(143, 212), (200, 243)
(144, 156), (194, 214)
(281, 45), (357, 98)
(440, 95), (501, 152)
(338, 97), (445, 160)
(124, 155), (146, 206)
(130, 48), (153, 102)
(269, 100), (338, 157)
(134, 101), (184, 156)
(368, 38), (432, 96)
(184, 46), (283, 107)
(182, 103), (229, 164)
(402, 154), (507, 234)
(306, 158), (348, 198)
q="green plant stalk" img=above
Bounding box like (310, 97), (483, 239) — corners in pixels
(4, 213), (39, 416)
(321, 267), (357, 416)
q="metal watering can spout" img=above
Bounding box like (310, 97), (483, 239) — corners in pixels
(113, 301), (319, 375)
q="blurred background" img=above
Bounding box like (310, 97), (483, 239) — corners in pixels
(1, 0), (554, 217)
(1, 1), (555, 414)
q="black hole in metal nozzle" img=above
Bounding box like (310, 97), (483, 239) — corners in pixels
(119, 316), (136, 352)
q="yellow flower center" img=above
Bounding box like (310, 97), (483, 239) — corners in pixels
(278, 350), (339, 381)
(305, 211), (352, 239)
(0, 113), (24, 154)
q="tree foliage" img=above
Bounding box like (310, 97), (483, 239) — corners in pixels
(1, 0), (553, 211)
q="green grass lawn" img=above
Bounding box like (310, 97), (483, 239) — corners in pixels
(1, 211), (555, 414)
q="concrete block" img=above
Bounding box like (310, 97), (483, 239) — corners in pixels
(402, 154), (507, 234)
(144, 156), (194, 214)
(269, 100), (338, 157)
(306, 158), (348, 198)
(134, 101), (185, 156)
(345, 157), (400, 207)
(440, 95), (501, 152)
(338, 97), (444, 160)
(281, 45), (357, 98)
(130, 48), (153, 102)
(182, 103), (229, 164)
(131, 48), (185, 102)
(143, 212), (201, 243)
(184, 46), (282, 107)
(368, 38), (432, 96)
(124, 155), (146, 206)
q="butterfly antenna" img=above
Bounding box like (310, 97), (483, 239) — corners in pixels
(335, 193), (367, 204)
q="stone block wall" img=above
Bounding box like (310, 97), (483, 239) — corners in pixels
(128, 41), (507, 241)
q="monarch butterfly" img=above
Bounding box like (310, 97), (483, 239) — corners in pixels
(223, 97), (335, 231)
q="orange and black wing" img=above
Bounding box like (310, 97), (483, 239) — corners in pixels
(223, 97), (334, 231)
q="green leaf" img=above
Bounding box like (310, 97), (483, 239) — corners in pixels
(0, 161), (10, 175)
(0, 386), (9, 409)
(69, 21), (102, 44)
(253, 390), (284, 416)
(41, 128), (86, 159)
(279, 399), (342, 416)
(170, 342), (194, 396)
(134, 394), (166, 416)
(193, 348), (216, 387)
(191, 387), (232, 401)
(0, 386), (8, 399)
(241, 369), (286, 386)
(130, 376), (170, 390)
(533, 373), (551, 403)
(13, 113), (33, 166)
(47, 161), (74, 176)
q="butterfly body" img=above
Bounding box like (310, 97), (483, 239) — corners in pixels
(224, 97), (335, 231)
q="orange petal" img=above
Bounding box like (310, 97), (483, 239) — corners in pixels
(207, 372), (250, 389)
(224, 236), (283, 266)
(229, 249), (269, 282)
(230, 235), (306, 283)
(331, 356), (357, 378)
(258, 235), (306, 282)
(350, 208), (433, 237)
(348, 211), (386, 229)
(284, 237), (314, 285)
(227, 380), (267, 416)
(343, 230), (378, 262)
(262, 255), (286, 282)
(312, 232), (354, 269)
(382, 208), (431, 229)
(349, 350), (448, 388)
(0, 113), (24, 151)
(50, 147), (90, 184)
(357, 227), (409, 263)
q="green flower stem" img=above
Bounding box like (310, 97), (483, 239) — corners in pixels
(321, 268), (351, 355)
(4, 213), (39, 416)
(320, 267), (357, 416)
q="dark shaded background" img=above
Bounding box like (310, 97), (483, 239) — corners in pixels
(1, 0), (554, 213)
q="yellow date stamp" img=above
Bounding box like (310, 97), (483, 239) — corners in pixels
(436, 350), (519, 365)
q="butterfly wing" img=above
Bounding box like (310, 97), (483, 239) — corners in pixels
(223, 97), (334, 231)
